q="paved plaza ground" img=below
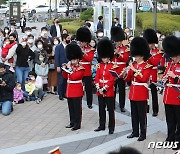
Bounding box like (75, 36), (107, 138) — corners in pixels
(0, 90), (176, 154)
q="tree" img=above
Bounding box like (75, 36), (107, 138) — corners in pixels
(168, 0), (171, 13)
(62, 0), (73, 13)
(0, 0), (9, 5)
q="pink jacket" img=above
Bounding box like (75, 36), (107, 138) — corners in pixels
(13, 88), (24, 102)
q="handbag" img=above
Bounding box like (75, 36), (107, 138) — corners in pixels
(35, 76), (43, 89)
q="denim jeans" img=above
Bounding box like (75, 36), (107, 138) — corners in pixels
(16, 66), (29, 90)
(0, 101), (12, 116)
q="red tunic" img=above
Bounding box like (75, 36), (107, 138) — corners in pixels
(95, 62), (115, 97)
(112, 45), (130, 76)
(163, 62), (180, 105)
(62, 65), (85, 98)
(125, 62), (152, 101)
(147, 48), (164, 82)
(80, 45), (95, 77)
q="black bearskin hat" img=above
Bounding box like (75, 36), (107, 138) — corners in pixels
(162, 35), (180, 57)
(143, 28), (158, 44)
(76, 27), (91, 43)
(66, 43), (83, 60)
(130, 37), (150, 60)
(97, 39), (114, 59)
(111, 27), (125, 42)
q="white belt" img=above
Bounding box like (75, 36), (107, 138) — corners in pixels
(152, 67), (157, 70)
(100, 79), (108, 83)
(67, 80), (82, 84)
(80, 62), (91, 65)
(166, 83), (180, 87)
(112, 62), (126, 65)
(132, 81), (149, 89)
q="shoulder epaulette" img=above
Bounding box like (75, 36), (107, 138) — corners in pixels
(112, 64), (119, 69)
(77, 66), (85, 71)
(144, 64), (153, 69)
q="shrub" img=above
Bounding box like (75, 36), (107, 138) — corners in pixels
(171, 9), (180, 15)
(136, 12), (180, 35)
(79, 8), (93, 21)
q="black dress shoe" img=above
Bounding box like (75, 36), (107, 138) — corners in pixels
(71, 127), (80, 131)
(137, 136), (146, 141)
(127, 133), (139, 138)
(59, 96), (64, 100)
(65, 124), (74, 128)
(94, 127), (105, 132)
(88, 105), (93, 109)
(109, 130), (114, 134)
(152, 112), (158, 117)
(120, 108), (126, 112)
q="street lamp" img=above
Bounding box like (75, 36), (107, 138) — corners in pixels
(153, 0), (157, 31)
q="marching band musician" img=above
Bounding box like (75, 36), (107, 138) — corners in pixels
(76, 27), (95, 109)
(123, 37), (152, 141)
(111, 27), (130, 112)
(143, 28), (164, 117)
(94, 39), (116, 135)
(162, 36), (180, 150)
(62, 43), (85, 131)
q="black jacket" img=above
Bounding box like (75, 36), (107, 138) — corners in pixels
(50, 24), (62, 38)
(16, 44), (35, 67)
(0, 72), (16, 102)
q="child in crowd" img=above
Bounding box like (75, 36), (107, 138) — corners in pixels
(13, 82), (24, 104)
(1, 37), (16, 66)
(35, 53), (49, 92)
(29, 72), (44, 104)
(24, 77), (36, 101)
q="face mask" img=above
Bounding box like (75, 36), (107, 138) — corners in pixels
(10, 40), (14, 44)
(21, 42), (27, 47)
(41, 31), (47, 36)
(56, 21), (59, 24)
(90, 42), (96, 47)
(5, 30), (9, 33)
(28, 39), (34, 44)
(54, 41), (59, 45)
(0, 71), (5, 76)
(26, 31), (31, 36)
(39, 57), (44, 61)
(66, 40), (70, 44)
(17, 87), (21, 91)
(97, 32), (103, 37)
(37, 44), (43, 50)
(31, 77), (35, 80)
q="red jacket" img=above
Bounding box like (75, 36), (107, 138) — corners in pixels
(62, 64), (85, 98)
(80, 45), (95, 76)
(95, 62), (115, 97)
(147, 48), (164, 82)
(163, 62), (180, 105)
(111, 45), (130, 76)
(125, 62), (152, 101)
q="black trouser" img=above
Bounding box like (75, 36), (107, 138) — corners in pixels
(83, 76), (93, 106)
(130, 100), (147, 138)
(21, 26), (25, 33)
(165, 104), (180, 143)
(67, 97), (82, 128)
(150, 83), (159, 114)
(115, 78), (126, 109)
(98, 96), (115, 131)
(58, 72), (67, 97)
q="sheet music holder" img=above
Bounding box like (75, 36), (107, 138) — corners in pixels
(61, 67), (73, 74)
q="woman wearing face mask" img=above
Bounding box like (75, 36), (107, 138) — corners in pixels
(47, 37), (59, 94)
(35, 53), (49, 96)
(3, 27), (10, 38)
(15, 38), (35, 90)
